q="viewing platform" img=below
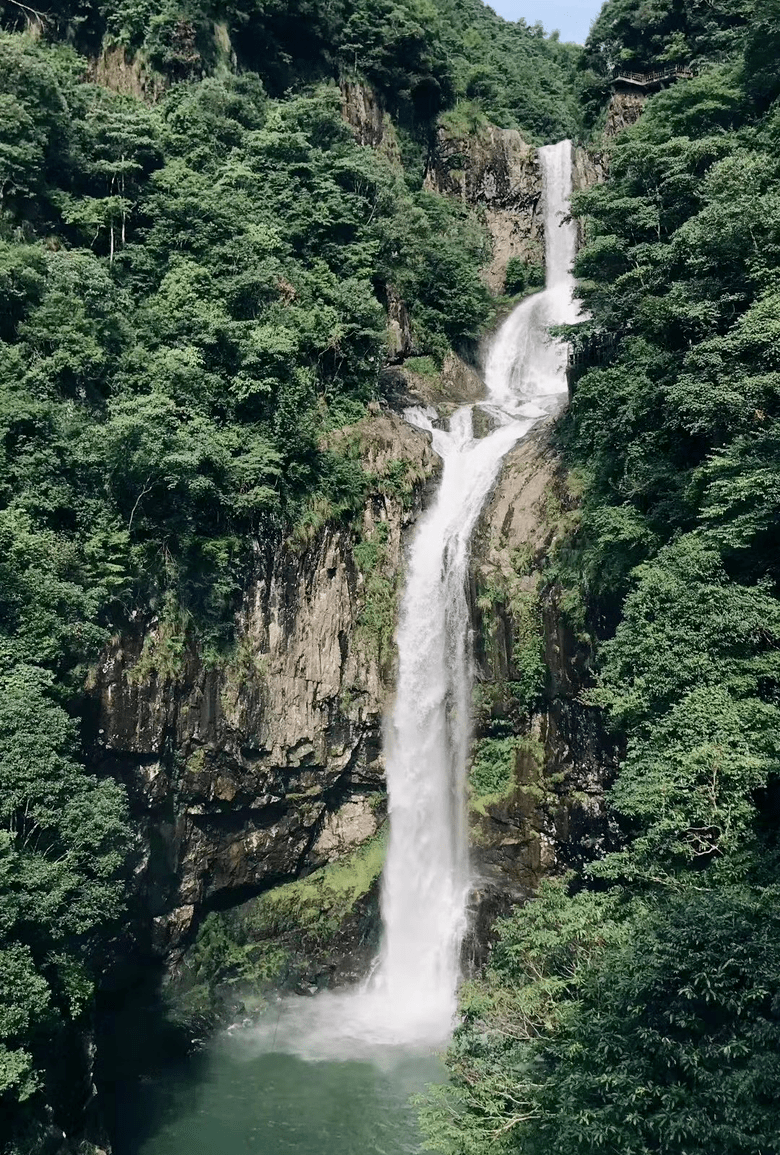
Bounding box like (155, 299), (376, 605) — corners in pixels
(610, 65), (695, 92)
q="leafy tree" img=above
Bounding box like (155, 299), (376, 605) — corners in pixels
(434, 0), (582, 140)
(426, 883), (780, 1155)
(533, 888), (780, 1155)
(504, 256), (544, 295)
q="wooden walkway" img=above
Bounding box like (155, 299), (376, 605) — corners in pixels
(610, 65), (694, 92)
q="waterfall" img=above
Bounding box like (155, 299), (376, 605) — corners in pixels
(483, 139), (580, 409)
(372, 405), (532, 1046)
(243, 140), (579, 1062)
(373, 139), (579, 1046)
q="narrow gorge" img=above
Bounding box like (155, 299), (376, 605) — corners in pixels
(99, 137), (592, 1155)
(4, 1), (779, 1152)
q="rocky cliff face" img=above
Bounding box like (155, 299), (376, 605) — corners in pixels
(339, 82), (414, 362)
(92, 410), (439, 959)
(573, 143), (607, 193)
(571, 89), (649, 203)
(465, 425), (613, 958)
(89, 44), (165, 101)
(571, 144), (608, 244)
(340, 79), (400, 156)
(605, 89), (647, 136)
(425, 123), (543, 294)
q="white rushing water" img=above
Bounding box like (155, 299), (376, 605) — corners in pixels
(240, 139), (579, 1063)
(373, 137), (580, 1045)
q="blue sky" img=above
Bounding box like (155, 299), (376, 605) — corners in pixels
(487, 0), (604, 44)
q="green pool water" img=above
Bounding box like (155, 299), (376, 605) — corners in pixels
(110, 1028), (444, 1155)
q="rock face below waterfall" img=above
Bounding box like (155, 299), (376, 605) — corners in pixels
(92, 410), (439, 961)
(466, 424), (614, 954)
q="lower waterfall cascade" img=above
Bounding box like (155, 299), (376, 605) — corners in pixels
(233, 137), (581, 1062)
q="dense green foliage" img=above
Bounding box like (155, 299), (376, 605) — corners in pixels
(503, 256), (544, 296)
(0, 31), (498, 705)
(0, 0), (582, 1141)
(0, 0), (582, 140)
(578, 0), (751, 126)
(433, 0), (581, 140)
(428, 1), (780, 1151)
(426, 881), (780, 1154)
(585, 0), (750, 73)
(468, 736), (518, 803)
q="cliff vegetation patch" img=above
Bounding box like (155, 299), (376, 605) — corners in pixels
(168, 829), (387, 1035)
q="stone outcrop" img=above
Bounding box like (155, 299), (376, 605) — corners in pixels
(380, 348), (486, 412)
(605, 89), (647, 136)
(573, 144), (607, 193)
(466, 425), (613, 947)
(571, 144), (608, 245)
(92, 410), (439, 958)
(568, 91), (648, 234)
(89, 22), (236, 101)
(385, 284), (413, 362)
(89, 45), (165, 101)
(340, 79), (401, 163)
(425, 123), (543, 294)
(338, 82), (414, 364)
(568, 90), (648, 208)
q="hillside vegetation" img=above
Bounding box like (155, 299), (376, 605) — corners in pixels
(6, 0), (780, 1149)
(425, 1), (780, 1151)
(0, 2), (580, 1149)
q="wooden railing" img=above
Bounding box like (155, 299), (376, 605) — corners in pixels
(610, 65), (695, 88)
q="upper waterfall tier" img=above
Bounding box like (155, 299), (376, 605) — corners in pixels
(484, 139), (580, 410)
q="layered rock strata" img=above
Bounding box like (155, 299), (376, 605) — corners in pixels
(92, 411), (439, 957)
